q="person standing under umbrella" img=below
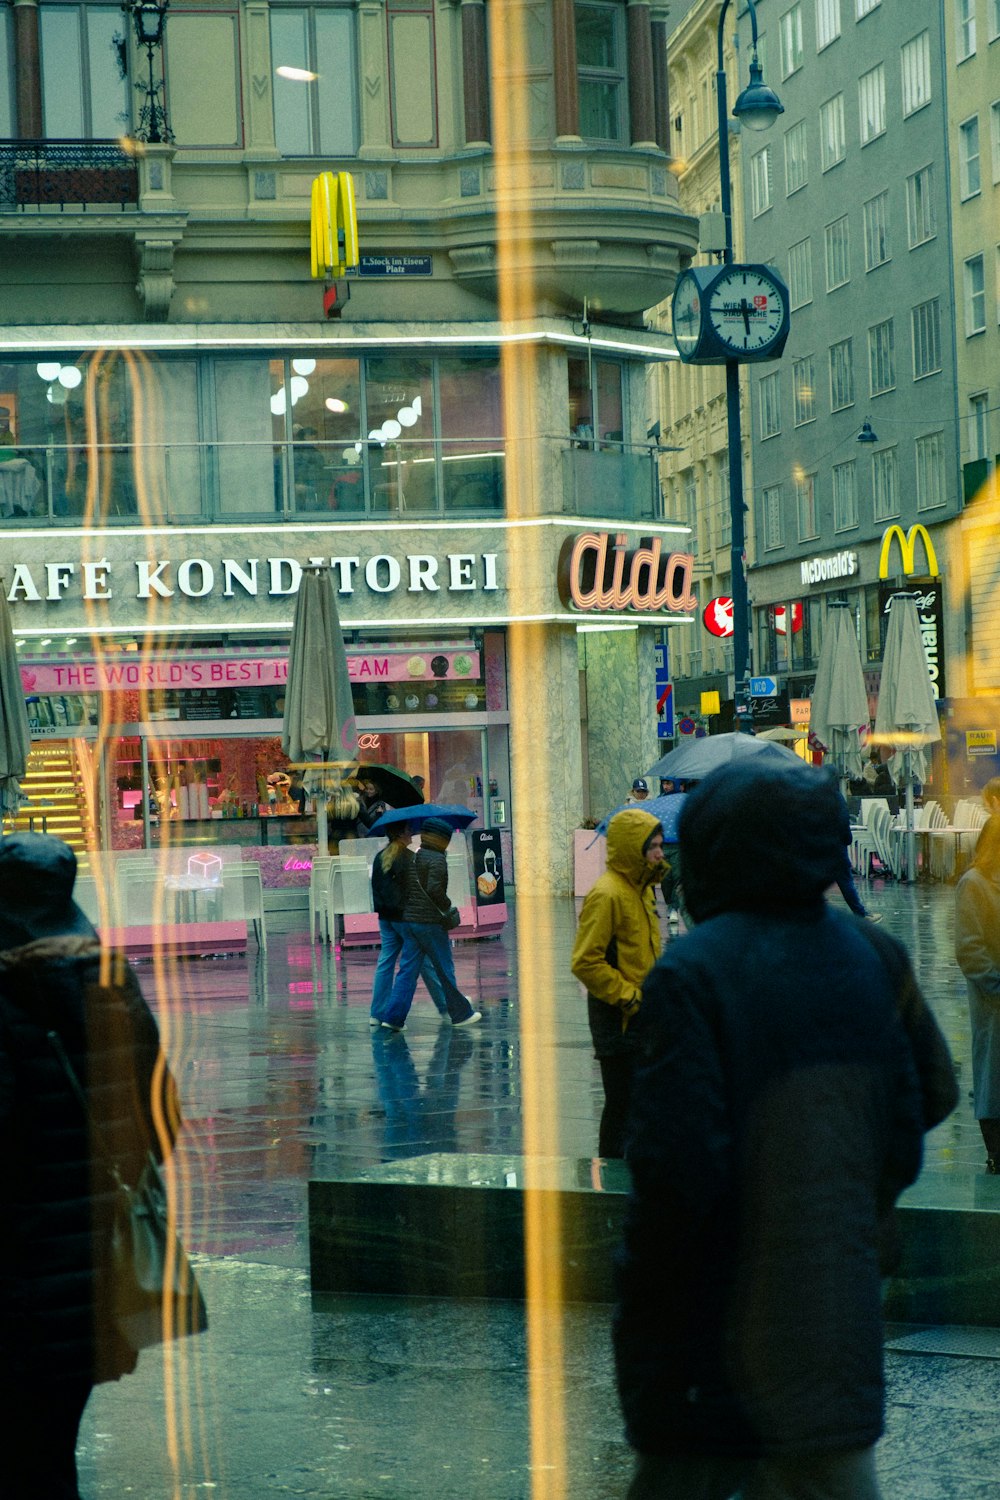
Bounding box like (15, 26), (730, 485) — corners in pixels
(369, 822), (450, 1027)
(381, 818), (482, 1031)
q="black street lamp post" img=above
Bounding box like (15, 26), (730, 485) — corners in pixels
(128, 0), (171, 144)
(715, 0), (782, 723)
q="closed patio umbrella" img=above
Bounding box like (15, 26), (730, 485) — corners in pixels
(0, 584), (31, 823)
(872, 592), (941, 883)
(807, 602), (869, 782)
(281, 566), (359, 855)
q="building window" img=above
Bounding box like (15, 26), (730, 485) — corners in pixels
(780, 4), (804, 77)
(787, 237), (813, 308)
(829, 338), (855, 410)
(759, 371), (781, 438)
(858, 64), (885, 144)
(872, 447), (899, 521)
(39, 4), (129, 138)
(901, 32), (931, 116)
(683, 469), (699, 555)
(819, 94), (845, 170)
(784, 120), (808, 195)
(905, 165), (935, 245)
(970, 393), (989, 462)
(957, 0), (976, 60)
(750, 146), (772, 216)
(833, 461), (858, 530)
(911, 298), (942, 378)
(576, 2), (626, 142)
(824, 216), (850, 290)
(991, 0), (1000, 41)
(796, 471), (818, 539)
(868, 319), (895, 395)
(792, 357), (816, 426)
(991, 101), (1000, 185)
(964, 255), (987, 335)
(816, 0), (841, 50)
(915, 432), (946, 512)
(856, 0), (879, 16)
(863, 191), (889, 270)
(271, 5), (358, 156)
(959, 116), (982, 199)
(764, 485), (784, 549)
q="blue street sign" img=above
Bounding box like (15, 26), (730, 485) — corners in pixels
(749, 676), (778, 697)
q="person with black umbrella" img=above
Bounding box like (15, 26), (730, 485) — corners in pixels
(380, 818), (482, 1031)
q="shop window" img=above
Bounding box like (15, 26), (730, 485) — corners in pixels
(270, 4), (358, 156)
(216, 359), (279, 516)
(39, 4), (129, 139)
(437, 357), (504, 513)
(0, 8), (13, 139)
(575, 2), (626, 142)
(568, 356), (625, 447)
(365, 356), (435, 514)
(276, 356), (363, 515)
(387, 0), (438, 147)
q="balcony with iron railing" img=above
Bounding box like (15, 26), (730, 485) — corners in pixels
(0, 140), (140, 213)
(0, 435), (664, 525)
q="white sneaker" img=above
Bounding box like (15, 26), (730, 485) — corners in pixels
(368, 1017), (381, 1028)
(453, 1010), (482, 1028)
(380, 1021), (404, 1032)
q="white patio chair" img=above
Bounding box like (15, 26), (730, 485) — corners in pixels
(224, 862), (267, 951)
(308, 855), (335, 943)
(325, 856), (372, 963)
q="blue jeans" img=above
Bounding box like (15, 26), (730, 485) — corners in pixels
(384, 921), (474, 1026)
(370, 918), (448, 1022)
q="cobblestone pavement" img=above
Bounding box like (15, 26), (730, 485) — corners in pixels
(77, 876), (1000, 1498)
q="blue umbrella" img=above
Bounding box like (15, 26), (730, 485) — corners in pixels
(369, 803), (477, 836)
(595, 793), (687, 840)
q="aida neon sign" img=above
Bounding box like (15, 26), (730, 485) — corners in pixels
(557, 532), (697, 616)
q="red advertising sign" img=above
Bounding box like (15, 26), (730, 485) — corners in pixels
(703, 597), (734, 638)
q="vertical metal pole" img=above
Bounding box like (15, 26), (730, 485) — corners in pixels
(717, 0), (751, 723)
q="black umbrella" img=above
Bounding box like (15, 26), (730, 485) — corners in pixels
(352, 763), (425, 809)
(647, 731), (801, 783)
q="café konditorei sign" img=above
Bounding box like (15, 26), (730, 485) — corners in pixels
(4, 550), (500, 605)
(557, 531), (696, 617)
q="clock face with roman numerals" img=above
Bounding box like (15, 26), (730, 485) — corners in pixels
(706, 265), (788, 356)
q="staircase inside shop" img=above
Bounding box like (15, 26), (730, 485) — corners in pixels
(8, 741), (96, 867)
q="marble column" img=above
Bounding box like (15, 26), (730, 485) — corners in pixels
(626, 0), (657, 149)
(13, 0), (42, 138)
(460, 0), (490, 146)
(551, 0), (580, 142)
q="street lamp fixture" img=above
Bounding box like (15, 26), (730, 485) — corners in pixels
(857, 419), (879, 445)
(715, 0), (782, 726)
(127, 0), (172, 144)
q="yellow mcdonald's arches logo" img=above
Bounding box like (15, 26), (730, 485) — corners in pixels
(878, 523), (938, 580)
(310, 171), (359, 279)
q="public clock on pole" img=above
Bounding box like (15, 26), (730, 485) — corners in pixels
(671, 263), (790, 365)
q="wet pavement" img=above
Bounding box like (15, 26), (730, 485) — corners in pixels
(77, 876), (1000, 1498)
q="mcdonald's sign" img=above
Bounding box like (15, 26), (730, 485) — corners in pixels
(878, 523), (938, 580)
(310, 171), (359, 280)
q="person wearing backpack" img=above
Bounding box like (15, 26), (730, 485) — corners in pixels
(369, 825), (450, 1028)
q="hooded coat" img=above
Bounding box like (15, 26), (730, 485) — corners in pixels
(954, 864), (1000, 1117)
(571, 808), (664, 1058)
(613, 761), (956, 1462)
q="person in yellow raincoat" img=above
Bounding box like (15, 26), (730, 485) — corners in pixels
(571, 808), (670, 1158)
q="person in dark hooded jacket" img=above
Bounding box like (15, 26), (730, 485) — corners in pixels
(613, 761), (956, 1500)
(0, 833), (180, 1500)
